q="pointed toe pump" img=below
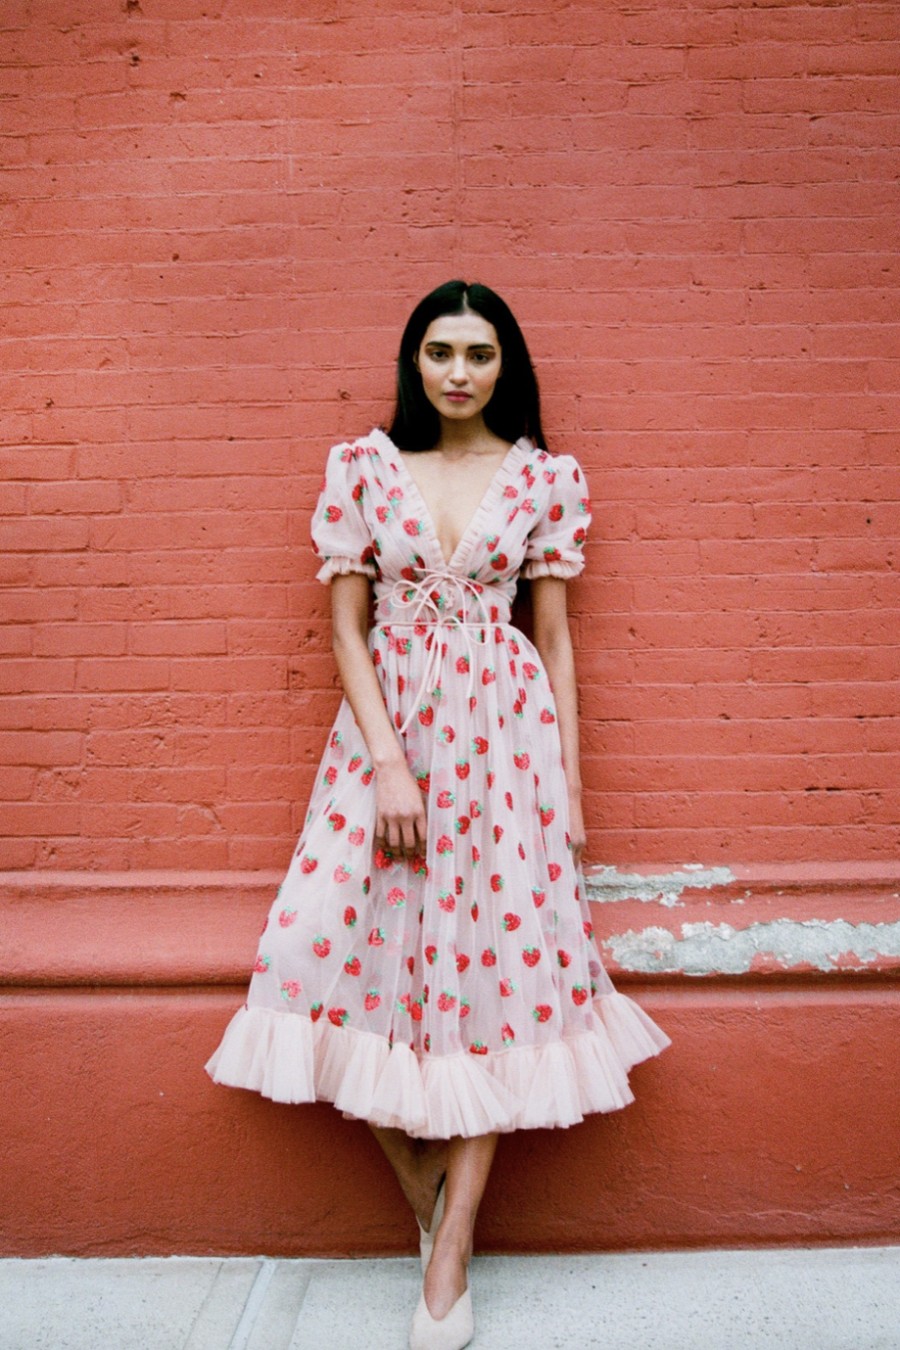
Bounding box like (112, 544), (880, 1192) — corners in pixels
(409, 1285), (474, 1350)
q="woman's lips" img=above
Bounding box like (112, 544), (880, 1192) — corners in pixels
(444, 391), (472, 402)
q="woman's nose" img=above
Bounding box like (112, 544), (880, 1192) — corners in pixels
(450, 355), (467, 382)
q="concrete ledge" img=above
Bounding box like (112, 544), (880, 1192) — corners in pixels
(2, 863), (899, 986)
(1, 866), (898, 1256)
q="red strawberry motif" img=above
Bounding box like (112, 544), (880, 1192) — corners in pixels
(539, 804), (555, 826)
(548, 862), (562, 881)
(425, 945), (438, 965)
(323, 504), (343, 523)
(253, 954), (271, 973)
(278, 908), (297, 927)
(343, 906), (357, 927)
(456, 655), (470, 674)
(436, 835), (453, 855)
(543, 546), (561, 562)
(313, 935), (331, 958)
(330, 730), (343, 750)
(459, 997), (470, 1019)
(490, 552), (508, 570)
(532, 1004), (553, 1023)
(499, 977), (516, 997)
(348, 825), (365, 846)
(364, 989), (381, 1011)
(490, 873), (504, 893)
(333, 863), (351, 883)
(523, 662), (539, 680)
(481, 947), (497, 967)
(368, 926), (385, 946)
(375, 504), (391, 522)
(361, 766), (375, 785)
(486, 771), (495, 789)
(328, 812), (346, 831)
(403, 518), (423, 535)
(348, 753), (363, 772)
(573, 527), (586, 546)
(469, 1040), (487, 1054)
(437, 890), (456, 912)
(522, 946), (541, 968)
(437, 990), (457, 1012)
(387, 886), (406, 907)
(410, 999), (423, 1021)
(492, 824), (503, 843)
(501, 1023), (515, 1046)
(549, 502), (564, 522)
(310, 1001), (323, 1022)
(505, 791), (514, 809)
(513, 751), (530, 770)
(472, 736), (489, 755)
(374, 848), (393, 869)
(440, 724), (455, 743)
(455, 875), (465, 895)
(416, 771), (431, 794)
(471, 901), (479, 921)
(328, 1007), (349, 1026)
(300, 855), (318, 874)
(418, 704), (434, 727)
(481, 667), (496, 685)
(455, 815), (470, 836)
(583, 920), (595, 940)
(502, 911), (520, 931)
(323, 765), (338, 786)
(344, 956), (361, 976)
(397, 992), (412, 1014)
(558, 949), (572, 968)
(437, 789), (455, 808)
(470, 799), (483, 819)
(456, 952), (470, 973)
(572, 984), (589, 1006)
(456, 760), (470, 780)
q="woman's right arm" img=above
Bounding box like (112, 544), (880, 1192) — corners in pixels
(330, 572), (427, 858)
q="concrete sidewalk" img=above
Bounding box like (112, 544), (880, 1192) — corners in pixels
(0, 1248), (897, 1350)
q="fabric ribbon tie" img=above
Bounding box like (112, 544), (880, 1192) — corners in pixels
(384, 570), (494, 737)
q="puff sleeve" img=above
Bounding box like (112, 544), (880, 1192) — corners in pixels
(310, 441), (378, 584)
(522, 454), (592, 579)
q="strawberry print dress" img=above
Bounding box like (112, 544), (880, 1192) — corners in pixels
(206, 428), (669, 1137)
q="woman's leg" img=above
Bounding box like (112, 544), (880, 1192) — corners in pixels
(368, 1124), (448, 1231)
(423, 1132), (499, 1319)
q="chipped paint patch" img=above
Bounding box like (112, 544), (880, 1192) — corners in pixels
(586, 865), (735, 909)
(606, 919), (900, 976)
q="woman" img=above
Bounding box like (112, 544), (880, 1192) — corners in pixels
(206, 280), (669, 1350)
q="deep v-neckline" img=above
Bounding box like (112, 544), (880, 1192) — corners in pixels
(393, 439), (523, 569)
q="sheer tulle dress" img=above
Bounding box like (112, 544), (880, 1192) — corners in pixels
(206, 429), (669, 1137)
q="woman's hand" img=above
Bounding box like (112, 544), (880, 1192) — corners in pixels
(374, 758), (428, 861)
(567, 784), (586, 868)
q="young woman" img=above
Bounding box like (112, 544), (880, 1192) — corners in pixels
(207, 280), (669, 1350)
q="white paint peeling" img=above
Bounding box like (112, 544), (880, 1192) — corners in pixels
(606, 919), (900, 976)
(586, 866), (735, 909)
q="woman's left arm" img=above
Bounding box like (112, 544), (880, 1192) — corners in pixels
(531, 576), (586, 866)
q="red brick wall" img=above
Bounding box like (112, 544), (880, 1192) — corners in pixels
(3, 0), (899, 872)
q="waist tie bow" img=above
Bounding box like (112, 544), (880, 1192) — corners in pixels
(383, 570), (496, 737)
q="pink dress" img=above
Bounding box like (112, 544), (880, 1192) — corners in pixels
(206, 429), (669, 1137)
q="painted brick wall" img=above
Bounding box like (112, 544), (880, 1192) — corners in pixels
(2, 0), (898, 872)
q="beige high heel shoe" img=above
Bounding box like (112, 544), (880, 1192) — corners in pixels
(417, 1174), (446, 1272)
(408, 1285), (474, 1350)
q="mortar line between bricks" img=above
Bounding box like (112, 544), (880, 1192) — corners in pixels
(451, 0), (463, 268)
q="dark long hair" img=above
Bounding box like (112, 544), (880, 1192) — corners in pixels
(386, 280), (547, 452)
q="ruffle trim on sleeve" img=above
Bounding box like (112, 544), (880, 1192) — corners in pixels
(204, 991), (670, 1139)
(520, 558), (585, 581)
(315, 556), (378, 584)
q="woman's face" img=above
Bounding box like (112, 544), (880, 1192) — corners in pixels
(415, 311), (502, 424)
